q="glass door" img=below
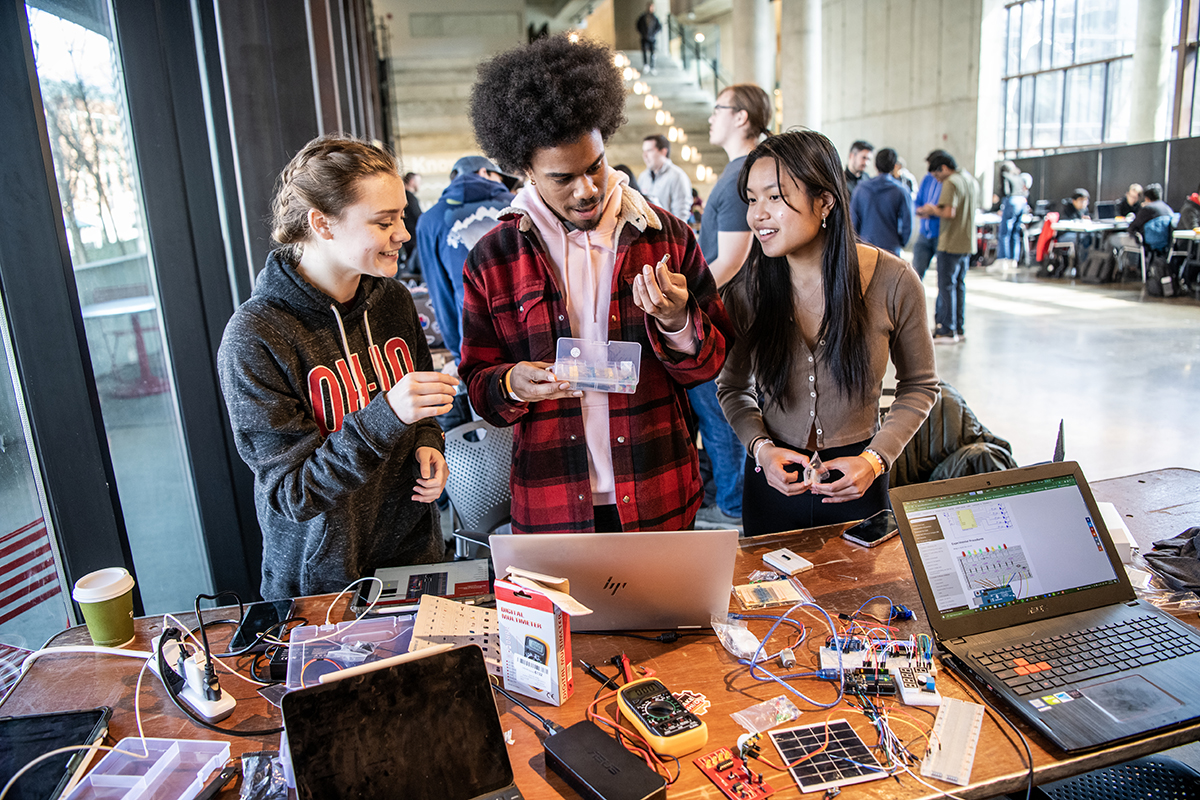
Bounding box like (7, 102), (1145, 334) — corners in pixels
(25, 4), (213, 614)
(0, 289), (71, 664)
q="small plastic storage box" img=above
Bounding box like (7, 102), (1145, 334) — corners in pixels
(285, 615), (414, 689)
(553, 337), (641, 394)
(61, 738), (228, 800)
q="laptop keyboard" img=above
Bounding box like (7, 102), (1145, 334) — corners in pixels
(973, 615), (1200, 696)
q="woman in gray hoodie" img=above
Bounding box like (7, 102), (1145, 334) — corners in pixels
(218, 134), (459, 599)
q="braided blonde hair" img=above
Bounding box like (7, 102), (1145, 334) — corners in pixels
(271, 134), (400, 259)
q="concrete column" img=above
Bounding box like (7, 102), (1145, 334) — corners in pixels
(731, 0), (774, 90)
(1127, 0), (1172, 144)
(614, 0), (656, 52)
(974, 0), (1007, 199)
(779, 0), (820, 130)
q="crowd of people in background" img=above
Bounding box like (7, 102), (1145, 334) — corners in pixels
(216, 29), (1197, 598)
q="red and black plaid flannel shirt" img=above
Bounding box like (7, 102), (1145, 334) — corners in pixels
(460, 194), (732, 534)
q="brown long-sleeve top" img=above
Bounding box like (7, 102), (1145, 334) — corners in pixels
(716, 246), (939, 468)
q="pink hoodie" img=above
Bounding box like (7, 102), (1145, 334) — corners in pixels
(511, 169), (693, 506)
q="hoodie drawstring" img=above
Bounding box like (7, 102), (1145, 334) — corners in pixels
(331, 303), (372, 408)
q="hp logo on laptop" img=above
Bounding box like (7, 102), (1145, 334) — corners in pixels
(603, 577), (627, 596)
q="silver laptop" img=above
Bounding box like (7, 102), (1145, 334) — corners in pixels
(489, 529), (738, 631)
(890, 461), (1200, 752)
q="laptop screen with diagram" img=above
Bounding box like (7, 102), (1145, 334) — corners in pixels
(898, 472), (1124, 628)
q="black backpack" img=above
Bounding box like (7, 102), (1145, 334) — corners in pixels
(1079, 250), (1116, 284)
(1145, 253), (1179, 297)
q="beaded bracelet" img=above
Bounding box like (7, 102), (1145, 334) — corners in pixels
(751, 437), (773, 473)
(860, 448), (885, 478)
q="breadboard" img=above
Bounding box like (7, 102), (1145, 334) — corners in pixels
(921, 697), (984, 786)
(694, 747), (775, 799)
(818, 645), (926, 672)
(408, 595), (500, 676)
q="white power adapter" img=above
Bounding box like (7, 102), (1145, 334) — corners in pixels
(763, 548), (814, 576)
(149, 629), (236, 723)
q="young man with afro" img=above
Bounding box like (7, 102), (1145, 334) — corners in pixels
(459, 34), (732, 534)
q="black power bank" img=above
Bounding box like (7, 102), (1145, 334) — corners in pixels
(543, 720), (666, 800)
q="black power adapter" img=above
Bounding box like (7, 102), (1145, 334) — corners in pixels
(543, 720), (667, 800)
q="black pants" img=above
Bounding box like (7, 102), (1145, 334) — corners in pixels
(742, 439), (889, 537)
(640, 38), (656, 69)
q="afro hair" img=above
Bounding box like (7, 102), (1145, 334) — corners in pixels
(469, 35), (627, 175)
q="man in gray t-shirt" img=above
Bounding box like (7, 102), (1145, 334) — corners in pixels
(698, 155), (749, 271)
(690, 84), (771, 527)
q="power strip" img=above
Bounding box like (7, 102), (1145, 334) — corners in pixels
(149, 632), (236, 723)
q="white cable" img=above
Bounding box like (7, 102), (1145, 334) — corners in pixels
(324, 576), (384, 625)
(0, 744), (152, 800)
(21, 646), (152, 674)
(895, 761), (968, 800)
(161, 612), (266, 687)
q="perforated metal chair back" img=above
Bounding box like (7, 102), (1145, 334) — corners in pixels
(444, 420), (513, 540)
(1029, 754), (1200, 800)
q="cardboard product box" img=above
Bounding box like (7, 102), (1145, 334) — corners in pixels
(494, 570), (591, 706)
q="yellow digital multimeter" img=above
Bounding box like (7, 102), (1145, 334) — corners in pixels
(616, 677), (708, 757)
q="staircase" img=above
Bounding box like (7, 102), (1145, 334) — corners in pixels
(387, 50), (729, 208)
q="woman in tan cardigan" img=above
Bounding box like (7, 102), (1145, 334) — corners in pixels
(716, 130), (939, 536)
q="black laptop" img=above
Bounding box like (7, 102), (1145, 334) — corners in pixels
(282, 645), (523, 800)
(890, 461), (1200, 752)
(1093, 200), (1118, 220)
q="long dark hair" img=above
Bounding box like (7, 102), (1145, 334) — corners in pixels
(732, 129), (869, 408)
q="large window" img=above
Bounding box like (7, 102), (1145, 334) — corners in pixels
(1001, 0), (1138, 156)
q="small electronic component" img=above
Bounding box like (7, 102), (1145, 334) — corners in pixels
(694, 747), (775, 799)
(763, 548), (814, 576)
(733, 580), (805, 610)
(889, 604), (914, 622)
(617, 677), (708, 757)
(892, 665), (942, 707)
(778, 648), (796, 669)
(845, 668), (897, 696)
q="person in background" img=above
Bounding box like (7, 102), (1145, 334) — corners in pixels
(401, 172), (423, 273)
(218, 134), (458, 599)
(717, 130), (937, 536)
(1178, 182), (1200, 231)
(613, 163), (638, 185)
(690, 187), (704, 231)
(849, 147), (913, 256)
(1127, 183), (1175, 254)
(1117, 183), (1144, 219)
(894, 155), (916, 196)
(636, 2), (661, 73)
(692, 82), (773, 527)
(638, 134), (693, 222)
(993, 160), (1029, 270)
(415, 156), (515, 431)
(1178, 183), (1200, 291)
(917, 151), (978, 344)
(843, 140), (874, 196)
(911, 150), (948, 280)
(460, 34), (731, 534)
(1127, 183), (1173, 236)
(1056, 188), (1093, 253)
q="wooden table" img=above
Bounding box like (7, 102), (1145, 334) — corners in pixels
(4, 471), (1199, 799)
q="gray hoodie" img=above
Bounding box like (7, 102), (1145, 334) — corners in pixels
(218, 250), (444, 599)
